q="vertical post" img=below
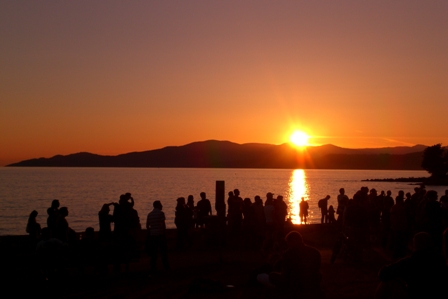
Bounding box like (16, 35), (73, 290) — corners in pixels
(215, 180), (226, 219)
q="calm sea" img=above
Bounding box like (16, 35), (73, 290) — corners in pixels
(1, 167), (445, 236)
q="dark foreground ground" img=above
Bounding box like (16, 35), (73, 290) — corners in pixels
(1, 225), (391, 299)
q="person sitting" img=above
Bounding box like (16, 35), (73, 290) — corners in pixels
(26, 210), (41, 242)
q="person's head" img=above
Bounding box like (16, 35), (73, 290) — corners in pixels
(51, 199), (60, 209)
(59, 207), (68, 217)
(254, 195), (262, 205)
(267, 192), (274, 200)
(119, 194), (127, 205)
(387, 190), (392, 196)
(325, 195), (330, 200)
(100, 204), (110, 213)
(339, 188), (345, 195)
(234, 189), (240, 196)
(398, 190), (404, 197)
(200, 192), (206, 199)
(177, 197), (186, 206)
(29, 210), (38, 219)
(187, 195), (194, 203)
(84, 227), (95, 239)
(406, 192), (411, 199)
(244, 197), (252, 204)
(301, 197), (305, 202)
(285, 231), (304, 248)
(228, 191), (234, 197)
(277, 195), (284, 201)
(153, 200), (163, 210)
(370, 189), (377, 196)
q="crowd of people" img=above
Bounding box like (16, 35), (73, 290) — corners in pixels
(24, 186), (448, 297)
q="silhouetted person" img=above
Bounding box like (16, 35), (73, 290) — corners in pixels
(175, 197), (190, 249)
(47, 199), (60, 231)
(318, 195), (330, 224)
(54, 207), (70, 243)
(377, 232), (448, 299)
(420, 190), (444, 247)
(262, 194), (276, 251)
(112, 193), (139, 272)
(252, 195), (266, 246)
(228, 189), (243, 232)
(368, 188), (381, 230)
(381, 190), (394, 248)
(390, 191), (409, 259)
(336, 188), (349, 225)
(186, 195), (196, 228)
(113, 193), (140, 239)
(257, 231), (322, 296)
(98, 203), (114, 243)
(343, 192), (369, 261)
(328, 205), (336, 224)
(196, 192), (212, 228)
(242, 197), (253, 228)
(77, 227), (100, 274)
(26, 210), (41, 242)
(146, 200), (169, 274)
(274, 195), (288, 233)
(299, 197), (309, 224)
(113, 194), (130, 238)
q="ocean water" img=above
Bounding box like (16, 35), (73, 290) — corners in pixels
(0, 167), (444, 236)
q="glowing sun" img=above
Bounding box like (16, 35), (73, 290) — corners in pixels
(290, 131), (310, 147)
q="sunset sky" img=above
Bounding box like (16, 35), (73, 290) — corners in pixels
(1, 1), (447, 166)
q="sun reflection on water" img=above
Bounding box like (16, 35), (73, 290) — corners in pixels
(287, 169), (311, 224)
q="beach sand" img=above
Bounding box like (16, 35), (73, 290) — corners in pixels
(1, 224), (390, 299)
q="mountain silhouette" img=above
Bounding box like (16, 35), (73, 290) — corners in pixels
(6, 140), (427, 170)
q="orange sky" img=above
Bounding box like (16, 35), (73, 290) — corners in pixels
(1, 1), (448, 166)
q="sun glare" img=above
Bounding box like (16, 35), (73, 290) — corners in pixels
(290, 131), (310, 147)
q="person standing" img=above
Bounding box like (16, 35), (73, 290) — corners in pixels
(299, 197), (309, 224)
(336, 188), (349, 225)
(174, 197), (190, 250)
(98, 203), (114, 243)
(196, 192), (212, 228)
(318, 195), (331, 224)
(47, 199), (60, 231)
(146, 200), (170, 274)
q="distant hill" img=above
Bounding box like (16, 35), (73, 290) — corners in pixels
(6, 140), (428, 170)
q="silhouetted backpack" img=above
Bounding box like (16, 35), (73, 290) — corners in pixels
(318, 199), (324, 209)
